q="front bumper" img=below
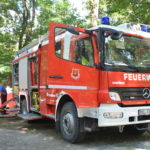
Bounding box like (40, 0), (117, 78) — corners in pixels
(78, 104), (150, 127)
(98, 104), (150, 127)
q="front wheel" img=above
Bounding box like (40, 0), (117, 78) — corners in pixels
(60, 102), (86, 143)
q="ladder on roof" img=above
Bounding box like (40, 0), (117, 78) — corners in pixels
(17, 32), (49, 56)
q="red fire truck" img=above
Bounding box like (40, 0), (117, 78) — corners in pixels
(12, 22), (150, 143)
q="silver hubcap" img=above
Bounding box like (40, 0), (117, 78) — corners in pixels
(62, 113), (74, 135)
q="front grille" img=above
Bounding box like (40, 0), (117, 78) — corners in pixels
(138, 115), (150, 121)
(109, 87), (150, 101)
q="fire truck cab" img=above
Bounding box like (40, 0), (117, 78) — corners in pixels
(12, 22), (150, 143)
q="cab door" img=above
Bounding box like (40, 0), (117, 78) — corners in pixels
(46, 23), (99, 108)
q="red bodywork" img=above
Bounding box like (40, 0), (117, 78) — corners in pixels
(12, 22), (150, 118)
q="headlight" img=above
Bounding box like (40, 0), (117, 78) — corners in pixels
(103, 112), (123, 119)
(109, 92), (121, 101)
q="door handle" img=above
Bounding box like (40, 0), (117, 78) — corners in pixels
(49, 75), (63, 79)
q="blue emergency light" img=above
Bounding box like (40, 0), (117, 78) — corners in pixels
(101, 17), (110, 25)
(141, 25), (148, 32)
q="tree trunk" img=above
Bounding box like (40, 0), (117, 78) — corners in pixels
(18, 0), (30, 49)
(91, 0), (99, 26)
(23, 0), (36, 47)
(86, 0), (99, 27)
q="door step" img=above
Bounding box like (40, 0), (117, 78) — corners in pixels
(17, 113), (43, 120)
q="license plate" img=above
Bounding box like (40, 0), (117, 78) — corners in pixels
(138, 109), (150, 116)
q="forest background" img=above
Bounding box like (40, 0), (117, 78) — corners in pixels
(0, 0), (149, 83)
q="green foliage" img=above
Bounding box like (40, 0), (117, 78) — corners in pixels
(0, 32), (16, 83)
(37, 0), (86, 34)
(0, 0), (149, 83)
(0, 0), (86, 82)
(86, 0), (150, 25)
(99, 0), (150, 25)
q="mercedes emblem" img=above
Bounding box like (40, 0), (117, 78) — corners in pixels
(143, 88), (150, 99)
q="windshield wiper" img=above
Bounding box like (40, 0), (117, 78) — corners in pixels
(104, 62), (139, 72)
(126, 66), (139, 72)
(104, 61), (128, 66)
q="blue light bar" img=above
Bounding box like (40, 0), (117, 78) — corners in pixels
(101, 17), (110, 25)
(141, 25), (148, 32)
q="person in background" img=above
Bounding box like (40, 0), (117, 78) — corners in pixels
(0, 80), (7, 114)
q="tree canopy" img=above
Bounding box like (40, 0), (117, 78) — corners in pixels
(0, 0), (149, 83)
(0, 0), (85, 83)
(98, 0), (150, 25)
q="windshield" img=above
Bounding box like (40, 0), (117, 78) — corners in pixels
(104, 35), (150, 72)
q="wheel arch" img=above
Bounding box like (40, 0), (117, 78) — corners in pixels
(19, 92), (29, 112)
(55, 93), (77, 132)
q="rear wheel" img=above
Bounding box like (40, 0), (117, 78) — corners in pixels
(60, 102), (86, 143)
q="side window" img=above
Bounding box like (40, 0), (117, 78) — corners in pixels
(55, 28), (94, 67)
(76, 37), (94, 67)
(55, 28), (73, 60)
(55, 41), (62, 57)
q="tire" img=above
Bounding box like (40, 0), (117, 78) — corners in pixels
(21, 99), (28, 115)
(60, 102), (86, 143)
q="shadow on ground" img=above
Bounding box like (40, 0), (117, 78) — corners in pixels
(0, 117), (150, 150)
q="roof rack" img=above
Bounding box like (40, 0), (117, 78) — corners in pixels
(17, 32), (49, 55)
(118, 23), (150, 32)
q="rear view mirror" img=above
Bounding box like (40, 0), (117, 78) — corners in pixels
(111, 31), (123, 40)
(64, 26), (79, 35)
(101, 28), (123, 40)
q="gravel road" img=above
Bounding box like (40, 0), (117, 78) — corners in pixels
(0, 117), (150, 150)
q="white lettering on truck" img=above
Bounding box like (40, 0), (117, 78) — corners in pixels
(124, 73), (150, 81)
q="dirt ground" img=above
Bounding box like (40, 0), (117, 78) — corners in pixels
(0, 117), (150, 150)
